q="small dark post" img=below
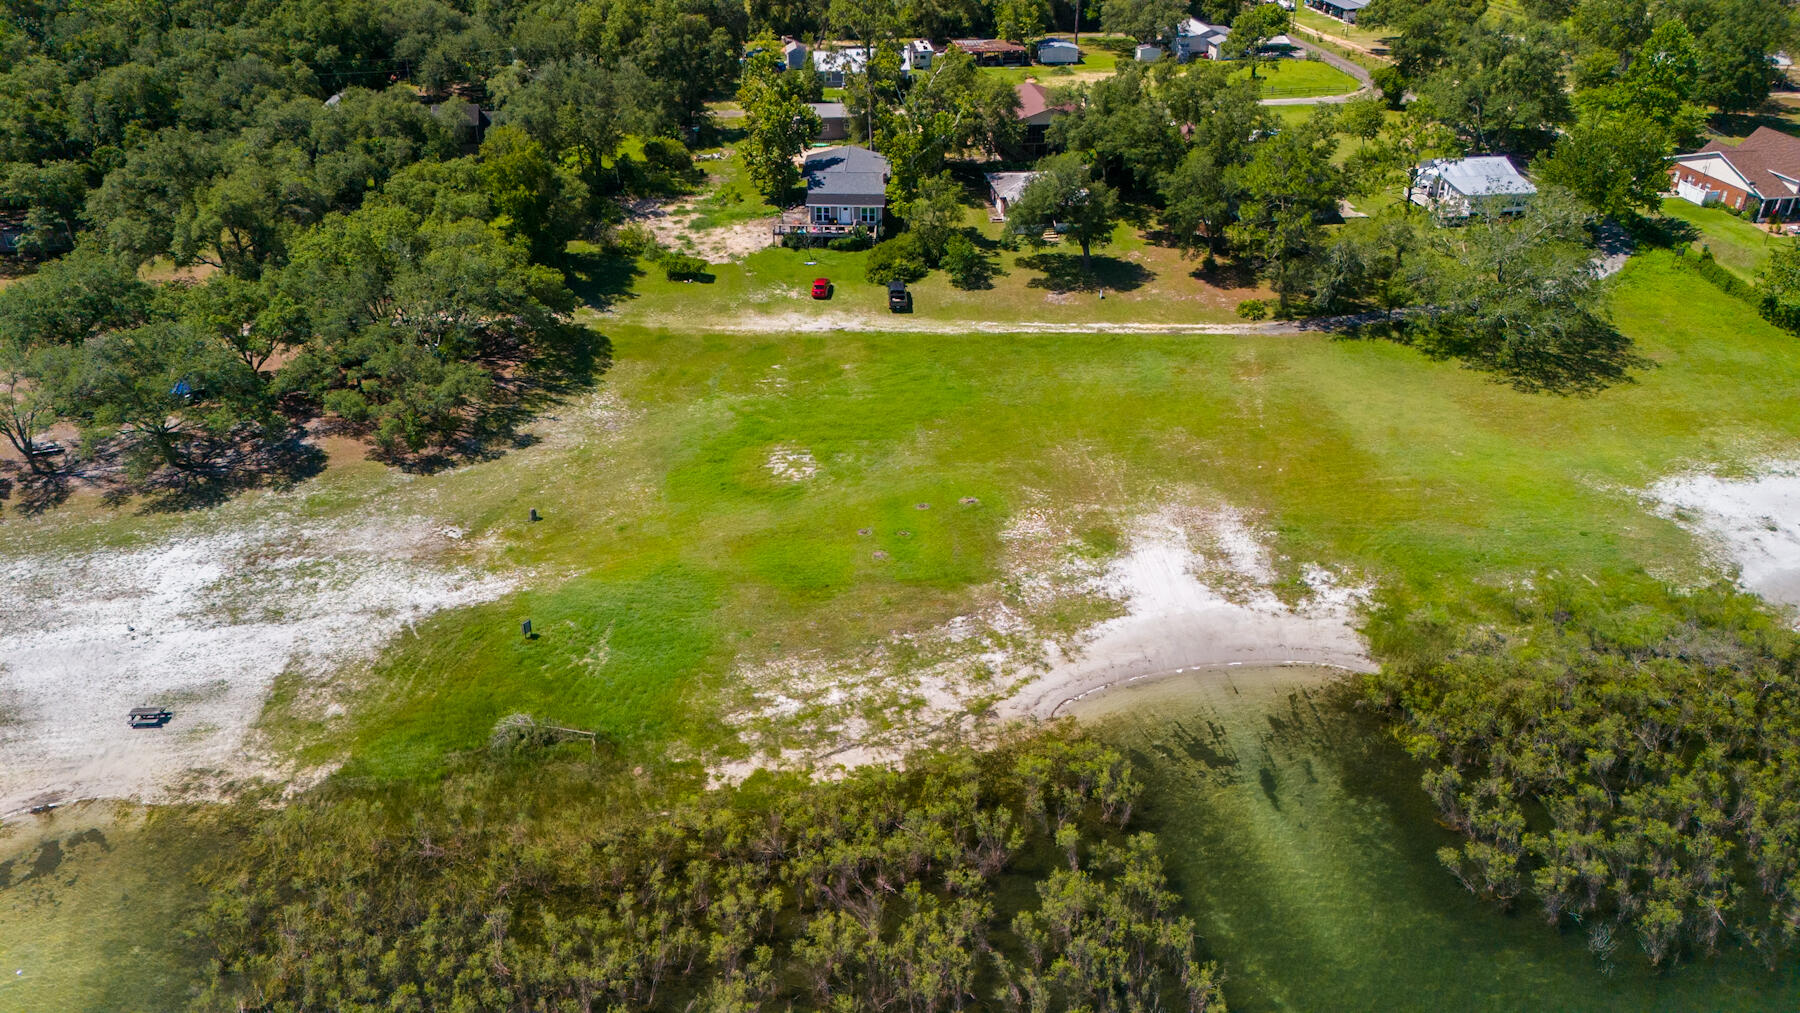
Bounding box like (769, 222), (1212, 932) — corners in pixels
(529, 508), (541, 522)
(521, 619), (533, 638)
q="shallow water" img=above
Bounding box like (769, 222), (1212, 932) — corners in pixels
(1077, 666), (1800, 1012)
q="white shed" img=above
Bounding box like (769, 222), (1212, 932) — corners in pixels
(1037, 38), (1081, 64)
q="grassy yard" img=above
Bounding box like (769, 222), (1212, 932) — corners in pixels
(1235, 56), (1360, 98)
(1292, 8), (1393, 52)
(979, 43), (1121, 86)
(605, 209), (1267, 330)
(1661, 196), (1789, 280)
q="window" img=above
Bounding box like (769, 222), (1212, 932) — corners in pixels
(811, 206), (831, 224)
(858, 205), (881, 225)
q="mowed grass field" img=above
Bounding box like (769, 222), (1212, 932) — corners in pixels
(1232, 57), (1360, 98)
(293, 248), (1800, 782)
(1660, 195), (1785, 280)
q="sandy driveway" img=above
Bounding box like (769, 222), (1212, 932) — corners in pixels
(605, 307), (1344, 336)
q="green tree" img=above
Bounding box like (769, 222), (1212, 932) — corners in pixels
(1096, 0), (1189, 42)
(1414, 21), (1572, 156)
(1532, 112), (1670, 219)
(897, 172), (968, 263)
(1003, 152), (1120, 271)
(1418, 189), (1637, 392)
(477, 125), (588, 264)
(1226, 110), (1347, 309)
(992, 0), (1053, 44)
(501, 58), (632, 201)
(1225, 3), (1293, 78)
(737, 50), (822, 202)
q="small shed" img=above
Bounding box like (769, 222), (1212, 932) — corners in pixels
(1037, 38), (1081, 65)
(782, 38), (809, 71)
(1135, 43), (1164, 62)
(807, 102), (849, 141)
(1305, 0), (1369, 24)
(951, 38), (1030, 66)
(986, 171), (1042, 220)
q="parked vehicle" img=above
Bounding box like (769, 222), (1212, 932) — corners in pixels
(887, 279), (912, 313)
(811, 277), (831, 299)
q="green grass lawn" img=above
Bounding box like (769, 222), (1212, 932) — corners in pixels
(1235, 57), (1360, 98)
(979, 44), (1121, 86)
(606, 211), (1266, 329)
(1661, 196), (1789, 280)
(1292, 8), (1393, 52)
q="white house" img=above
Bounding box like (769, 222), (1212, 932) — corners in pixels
(1174, 18), (1231, 62)
(1409, 155), (1537, 220)
(812, 47), (869, 88)
(1037, 38), (1082, 64)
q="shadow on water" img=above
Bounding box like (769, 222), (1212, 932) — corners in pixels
(1076, 667), (1800, 1012)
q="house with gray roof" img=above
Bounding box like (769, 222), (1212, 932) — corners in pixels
(807, 102), (849, 141)
(774, 145), (892, 238)
(1409, 155), (1536, 221)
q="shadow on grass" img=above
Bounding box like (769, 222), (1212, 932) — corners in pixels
(1708, 107), (1800, 141)
(564, 249), (644, 310)
(131, 431), (329, 513)
(0, 464), (71, 516)
(1020, 251), (1154, 293)
(1349, 315), (1654, 397)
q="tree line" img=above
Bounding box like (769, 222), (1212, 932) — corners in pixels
(1367, 574), (1800, 969)
(182, 734), (1227, 1011)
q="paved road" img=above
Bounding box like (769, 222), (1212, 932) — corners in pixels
(1259, 39), (1376, 106)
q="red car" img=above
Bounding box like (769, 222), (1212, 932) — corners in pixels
(810, 277), (831, 299)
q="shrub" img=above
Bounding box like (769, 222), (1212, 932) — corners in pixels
(641, 136), (693, 177)
(781, 231), (813, 250)
(611, 223), (661, 258)
(943, 234), (991, 289)
(1236, 298), (1269, 320)
(660, 252), (708, 280)
(865, 233), (930, 284)
(827, 225), (872, 251)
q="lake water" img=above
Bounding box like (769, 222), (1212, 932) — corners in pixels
(1075, 666), (1800, 1012)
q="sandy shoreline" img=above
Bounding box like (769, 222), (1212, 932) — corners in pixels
(1001, 515), (1374, 722)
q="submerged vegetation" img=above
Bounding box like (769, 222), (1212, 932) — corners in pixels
(184, 736), (1223, 1011)
(1369, 575), (1800, 968)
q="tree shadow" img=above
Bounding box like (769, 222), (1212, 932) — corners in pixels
(133, 431), (328, 513)
(1708, 106), (1800, 142)
(1627, 213), (1701, 249)
(1019, 252), (1154, 293)
(0, 464), (72, 516)
(563, 248), (644, 310)
(1190, 255), (1261, 289)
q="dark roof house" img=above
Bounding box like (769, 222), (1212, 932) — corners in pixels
(775, 145), (893, 238)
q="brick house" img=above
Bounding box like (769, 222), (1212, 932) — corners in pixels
(1668, 127), (1800, 222)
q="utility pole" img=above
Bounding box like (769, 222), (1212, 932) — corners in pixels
(1074, 0), (1082, 44)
